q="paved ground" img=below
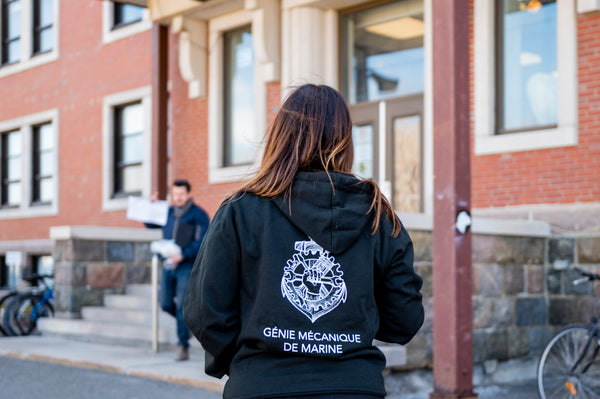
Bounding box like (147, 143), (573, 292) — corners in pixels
(0, 335), (540, 398)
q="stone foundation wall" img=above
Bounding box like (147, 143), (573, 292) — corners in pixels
(50, 226), (161, 318)
(398, 224), (600, 370)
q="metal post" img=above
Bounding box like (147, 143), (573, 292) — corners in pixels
(151, 254), (160, 353)
(430, 0), (477, 398)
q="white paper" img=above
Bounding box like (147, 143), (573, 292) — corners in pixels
(126, 196), (169, 226)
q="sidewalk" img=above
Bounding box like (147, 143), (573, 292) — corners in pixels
(0, 335), (225, 393)
(0, 335), (539, 398)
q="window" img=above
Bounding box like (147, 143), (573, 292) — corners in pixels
(1, 130), (21, 207)
(112, 2), (143, 29)
(0, 255), (6, 288)
(113, 102), (143, 197)
(341, 1), (424, 105)
(31, 123), (53, 204)
(473, 0), (577, 154)
(32, 0), (53, 55)
(496, 0), (557, 133)
(1, 0), (20, 65)
(223, 26), (255, 167)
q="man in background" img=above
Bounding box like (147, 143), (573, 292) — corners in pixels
(146, 179), (210, 361)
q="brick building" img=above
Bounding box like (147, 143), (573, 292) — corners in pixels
(1, 0), (599, 373)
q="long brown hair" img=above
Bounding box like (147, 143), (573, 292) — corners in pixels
(238, 84), (401, 237)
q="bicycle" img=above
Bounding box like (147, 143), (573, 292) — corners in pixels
(0, 290), (18, 336)
(537, 267), (600, 399)
(2, 274), (54, 336)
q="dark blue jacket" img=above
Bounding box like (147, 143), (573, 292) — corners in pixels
(147, 203), (210, 266)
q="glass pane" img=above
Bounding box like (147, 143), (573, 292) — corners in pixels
(40, 151), (53, 176)
(39, 124), (53, 150)
(225, 28), (255, 166)
(351, 124), (374, 179)
(122, 103), (143, 136)
(8, 156), (21, 179)
(37, 255), (54, 276)
(343, 0), (424, 104)
(39, 27), (53, 53)
(39, 0), (53, 26)
(392, 115), (421, 213)
(39, 177), (53, 202)
(7, 131), (20, 155)
(8, 181), (20, 205)
(7, 40), (20, 63)
(7, 1), (21, 39)
(122, 134), (142, 164)
(115, 4), (143, 26)
(500, 0), (557, 131)
(122, 165), (142, 193)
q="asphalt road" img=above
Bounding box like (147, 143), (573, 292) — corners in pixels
(0, 357), (222, 399)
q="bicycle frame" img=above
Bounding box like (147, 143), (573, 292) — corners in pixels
(30, 287), (53, 323)
(571, 323), (600, 375)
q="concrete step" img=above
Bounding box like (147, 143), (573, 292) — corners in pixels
(37, 318), (172, 343)
(126, 284), (153, 297)
(103, 294), (150, 310)
(81, 306), (173, 327)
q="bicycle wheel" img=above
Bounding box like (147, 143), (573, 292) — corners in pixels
(9, 294), (54, 336)
(538, 324), (600, 398)
(0, 292), (18, 336)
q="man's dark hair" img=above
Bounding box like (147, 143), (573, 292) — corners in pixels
(173, 179), (191, 193)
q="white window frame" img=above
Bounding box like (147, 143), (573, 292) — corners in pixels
(0, 0), (60, 78)
(102, 0), (151, 44)
(208, 10), (267, 183)
(102, 86), (152, 211)
(0, 109), (59, 219)
(474, 0), (578, 155)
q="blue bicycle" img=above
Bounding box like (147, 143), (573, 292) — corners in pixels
(2, 274), (54, 336)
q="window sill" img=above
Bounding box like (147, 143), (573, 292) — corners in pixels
(208, 164), (258, 184)
(0, 203), (57, 220)
(103, 18), (152, 44)
(0, 50), (58, 79)
(474, 124), (578, 155)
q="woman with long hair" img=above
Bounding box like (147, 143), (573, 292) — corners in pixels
(184, 84), (424, 399)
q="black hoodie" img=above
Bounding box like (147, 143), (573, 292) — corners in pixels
(183, 171), (424, 399)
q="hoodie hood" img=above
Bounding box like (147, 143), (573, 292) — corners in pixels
(273, 171), (374, 254)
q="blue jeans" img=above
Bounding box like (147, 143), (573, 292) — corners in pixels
(159, 262), (193, 348)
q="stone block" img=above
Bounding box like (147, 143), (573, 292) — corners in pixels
(125, 264), (151, 285)
(577, 236), (600, 263)
(575, 297), (593, 323)
(486, 329), (509, 360)
(472, 330), (488, 363)
(53, 262), (87, 287)
(134, 242), (153, 262)
(526, 265), (544, 294)
(496, 236), (544, 265)
(472, 235), (496, 264)
(493, 298), (514, 328)
(508, 327), (529, 358)
(53, 287), (103, 314)
(86, 263), (125, 289)
(106, 241), (135, 262)
(72, 240), (105, 262)
(546, 269), (562, 294)
(420, 297), (433, 334)
(548, 297), (576, 326)
(548, 238), (575, 263)
(515, 297), (546, 326)
(411, 231), (432, 262)
(402, 335), (428, 369)
(477, 264), (503, 297)
(529, 326), (556, 355)
(53, 240), (72, 262)
(564, 268), (594, 295)
(473, 297), (494, 329)
(414, 264), (432, 298)
(503, 265), (525, 295)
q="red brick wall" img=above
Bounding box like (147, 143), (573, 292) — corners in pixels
(471, 9), (600, 208)
(0, 0), (151, 240)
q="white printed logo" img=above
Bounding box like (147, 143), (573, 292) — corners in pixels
(281, 238), (347, 323)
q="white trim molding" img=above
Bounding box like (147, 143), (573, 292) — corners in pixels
(0, 109), (60, 219)
(102, 86), (152, 211)
(102, 0), (152, 44)
(207, 8), (269, 183)
(172, 16), (208, 99)
(474, 0), (578, 155)
(0, 0), (60, 79)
